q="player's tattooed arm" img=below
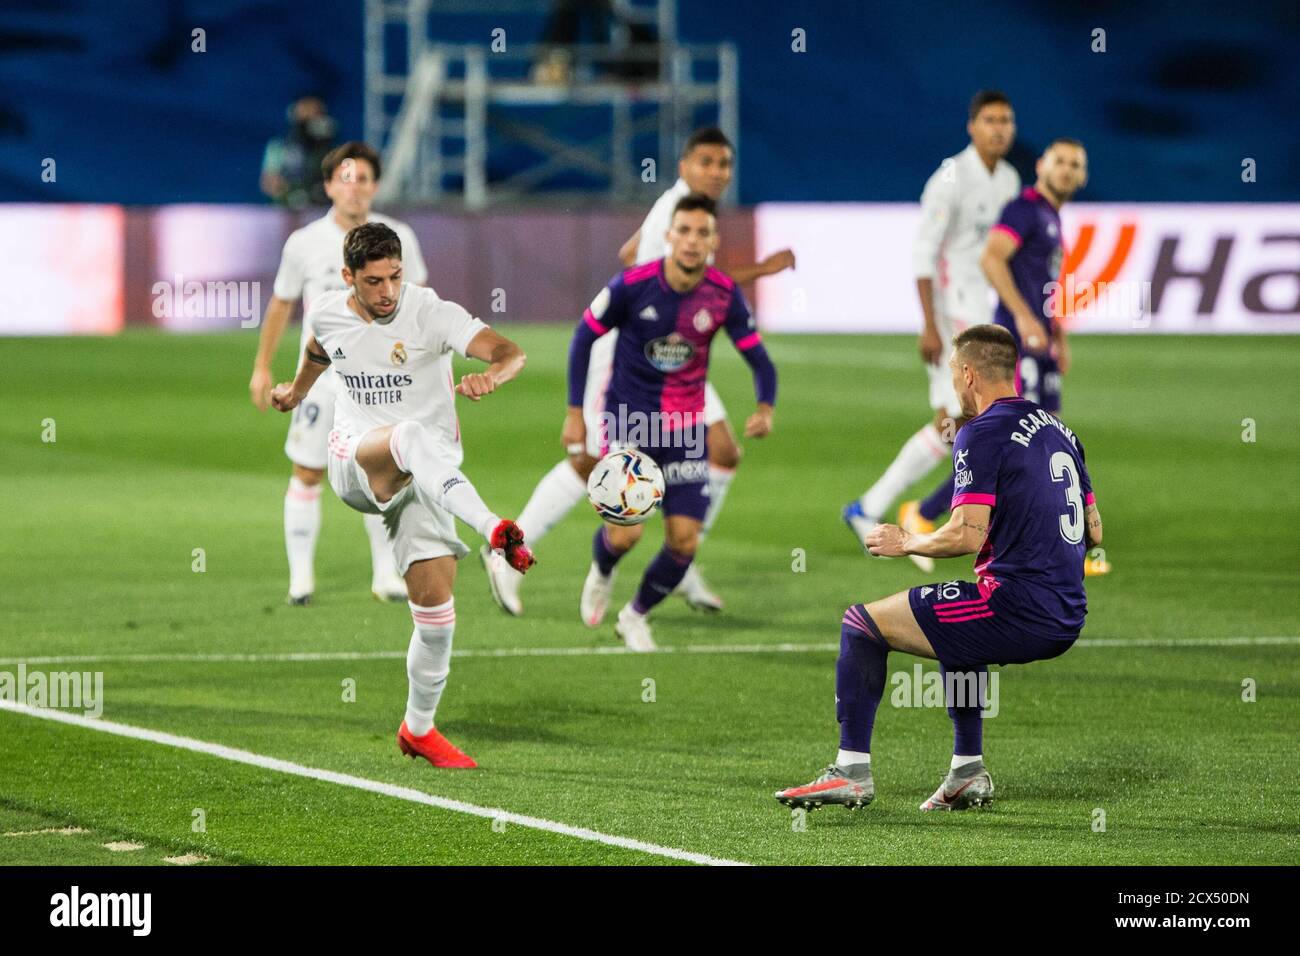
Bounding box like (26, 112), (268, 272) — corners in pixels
(269, 334), (328, 412)
(870, 503), (991, 558)
(460, 328), (526, 401)
(1085, 503), (1103, 546)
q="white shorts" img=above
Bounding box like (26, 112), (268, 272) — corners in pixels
(927, 310), (991, 418)
(927, 355), (962, 418)
(284, 373), (339, 471)
(325, 428), (469, 576)
(581, 331), (728, 458)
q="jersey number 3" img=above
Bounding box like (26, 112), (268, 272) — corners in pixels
(1050, 451), (1084, 544)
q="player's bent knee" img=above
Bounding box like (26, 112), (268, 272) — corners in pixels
(607, 522), (643, 550)
(292, 465), (324, 486)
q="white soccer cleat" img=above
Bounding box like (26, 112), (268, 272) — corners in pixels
(371, 573), (409, 603)
(676, 564), (724, 612)
(615, 603), (657, 652)
(480, 545), (524, 616)
(580, 562), (616, 628)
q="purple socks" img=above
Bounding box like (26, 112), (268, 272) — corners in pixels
(919, 473), (955, 522)
(837, 604), (889, 754)
(632, 546), (693, 614)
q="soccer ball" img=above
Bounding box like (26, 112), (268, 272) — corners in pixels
(586, 449), (665, 526)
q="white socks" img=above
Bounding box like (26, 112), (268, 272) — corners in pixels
(390, 421), (499, 539)
(362, 512), (401, 587)
(404, 598), (455, 736)
(517, 459), (587, 543)
(701, 464), (735, 536)
(859, 423), (948, 520)
(836, 749), (871, 768)
(951, 754), (983, 770)
(284, 477), (321, 596)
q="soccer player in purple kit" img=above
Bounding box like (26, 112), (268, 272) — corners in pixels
(775, 324), (1102, 812)
(565, 194), (779, 651)
(981, 137), (1108, 575)
(981, 138), (1088, 414)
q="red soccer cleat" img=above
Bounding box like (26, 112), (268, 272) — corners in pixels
(397, 721), (478, 769)
(490, 519), (535, 573)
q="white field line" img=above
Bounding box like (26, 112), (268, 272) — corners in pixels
(0, 701), (747, 867)
(0, 635), (1296, 667)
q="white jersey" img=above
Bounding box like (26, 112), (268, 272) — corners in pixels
(912, 144), (1019, 335)
(306, 285), (488, 468)
(634, 177), (692, 264)
(272, 210), (428, 354)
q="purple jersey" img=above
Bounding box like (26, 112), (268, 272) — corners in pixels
(950, 396), (1094, 635)
(991, 186), (1064, 345)
(583, 260), (762, 429)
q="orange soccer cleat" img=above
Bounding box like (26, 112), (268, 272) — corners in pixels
(397, 721), (478, 769)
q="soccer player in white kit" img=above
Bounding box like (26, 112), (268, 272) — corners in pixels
(249, 142), (427, 605)
(270, 222), (534, 768)
(482, 127), (795, 616)
(843, 91), (1019, 571)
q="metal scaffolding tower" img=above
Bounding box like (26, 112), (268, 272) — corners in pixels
(365, 0), (739, 207)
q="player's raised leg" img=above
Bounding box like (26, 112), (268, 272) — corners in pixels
(354, 422), (534, 572)
(843, 420), (948, 551)
(395, 554), (478, 768)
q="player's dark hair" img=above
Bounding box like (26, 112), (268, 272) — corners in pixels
(681, 126), (733, 158)
(968, 90), (1012, 121)
(343, 222), (402, 271)
(671, 193), (718, 221)
(322, 141), (383, 183)
(953, 324), (1018, 382)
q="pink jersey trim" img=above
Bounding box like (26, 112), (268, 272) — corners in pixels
(952, 492), (996, 508)
(1085, 491), (1096, 506)
(622, 261), (662, 284)
(1022, 186), (1040, 201)
(734, 331), (762, 351)
(991, 223), (1022, 246)
(936, 610), (995, 623)
(583, 309), (610, 335)
(705, 266), (735, 290)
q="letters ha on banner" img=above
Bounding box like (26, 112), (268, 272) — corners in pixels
(754, 203), (1300, 334)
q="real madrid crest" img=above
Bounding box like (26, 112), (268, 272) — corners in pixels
(391, 342), (407, 365)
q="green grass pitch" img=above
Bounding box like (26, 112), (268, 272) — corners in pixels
(1, 327), (1297, 865)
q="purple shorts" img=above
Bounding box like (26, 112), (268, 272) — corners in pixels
(628, 432), (709, 522)
(1016, 352), (1061, 413)
(909, 580), (1076, 669)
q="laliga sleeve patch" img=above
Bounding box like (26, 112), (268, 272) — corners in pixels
(589, 286), (611, 320)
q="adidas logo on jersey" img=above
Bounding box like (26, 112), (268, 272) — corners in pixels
(920, 586), (934, 599)
(331, 347), (346, 360)
(638, 306), (658, 321)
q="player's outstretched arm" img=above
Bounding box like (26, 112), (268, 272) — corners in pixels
(269, 334), (329, 412)
(981, 230), (1047, 353)
(249, 296), (295, 410)
(728, 249), (795, 285)
(1085, 503), (1102, 547)
(868, 503), (991, 559)
(458, 328), (526, 401)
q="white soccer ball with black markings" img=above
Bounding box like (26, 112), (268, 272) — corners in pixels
(586, 449), (665, 526)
